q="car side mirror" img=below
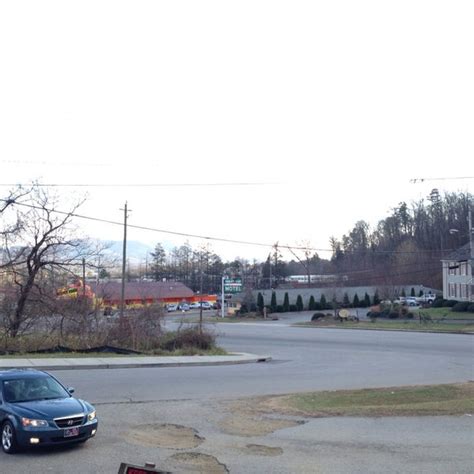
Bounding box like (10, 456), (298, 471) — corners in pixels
(68, 387), (75, 394)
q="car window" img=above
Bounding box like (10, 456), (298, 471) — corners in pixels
(2, 377), (70, 403)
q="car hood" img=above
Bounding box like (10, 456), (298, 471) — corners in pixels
(11, 397), (88, 420)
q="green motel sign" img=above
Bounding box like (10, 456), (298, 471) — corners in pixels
(224, 278), (242, 293)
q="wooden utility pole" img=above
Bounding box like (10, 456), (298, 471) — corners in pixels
(82, 258), (86, 297)
(199, 251), (203, 334)
(120, 202), (129, 322)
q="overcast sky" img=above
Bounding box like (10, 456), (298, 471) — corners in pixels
(1, 1), (472, 262)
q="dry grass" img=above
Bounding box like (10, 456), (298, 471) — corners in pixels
(259, 382), (474, 418)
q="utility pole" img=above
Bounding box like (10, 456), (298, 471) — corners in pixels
(199, 251), (203, 334)
(120, 202), (130, 323)
(82, 258), (86, 297)
(268, 252), (272, 290)
(469, 207), (474, 302)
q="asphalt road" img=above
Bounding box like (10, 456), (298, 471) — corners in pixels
(2, 316), (473, 473)
(54, 316), (473, 404)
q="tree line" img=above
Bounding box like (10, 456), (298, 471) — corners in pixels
(1, 184), (471, 338)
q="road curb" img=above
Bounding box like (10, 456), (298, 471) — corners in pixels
(293, 325), (474, 335)
(0, 353), (272, 371)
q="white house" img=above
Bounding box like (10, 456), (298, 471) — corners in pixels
(441, 243), (473, 302)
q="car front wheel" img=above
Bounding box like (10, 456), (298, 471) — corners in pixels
(2, 421), (19, 454)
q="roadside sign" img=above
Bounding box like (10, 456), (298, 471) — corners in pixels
(118, 462), (171, 474)
(223, 278), (242, 293)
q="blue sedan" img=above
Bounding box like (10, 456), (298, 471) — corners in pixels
(0, 369), (98, 453)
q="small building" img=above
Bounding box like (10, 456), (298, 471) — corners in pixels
(88, 281), (195, 309)
(441, 243), (473, 302)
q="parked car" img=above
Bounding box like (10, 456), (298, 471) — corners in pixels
(189, 302), (201, 309)
(178, 303), (190, 312)
(0, 369), (98, 453)
(200, 301), (212, 310)
(405, 297), (418, 307)
(166, 304), (178, 312)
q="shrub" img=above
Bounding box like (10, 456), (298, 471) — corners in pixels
(405, 312), (414, 319)
(443, 299), (458, 308)
(311, 312), (325, 321)
(276, 305), (284, 313)
(289, 304), (297, 312)
(308, 295), (316, 311)
(296, 295), (304, 312)
(320, 294), (327, 309)
(388, 311), (399, 319)
(468, 304), (474, 313)
(160, 328), (215, 352)
(283, 292), (290, 312)
(313, 302), (322, 311)
(433, 297), (445, 308)
(270, 292), (277, 312)
(452, 302), (470, 312)
(353, 294), (360, 307)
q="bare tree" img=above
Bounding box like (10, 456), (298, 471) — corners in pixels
(0, 186), (96, 337)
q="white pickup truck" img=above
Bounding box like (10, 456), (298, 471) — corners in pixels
(417, 294), (437, 303)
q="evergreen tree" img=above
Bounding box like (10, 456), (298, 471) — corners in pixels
(419, 289), (424, 297)
(353, 293), (360, 307)
(270, 291), (277, 312)
(364, 292), (371, 307)
(150, 243), (167, 281)
(401, 288), (406, 297)
(373, 290), (380, 305)
(283, 292), (290, 312)
(296, 294), (303, 311)
(320, 294), (327, 309)
(308, 295), (316, 311)
(343, 293), (350, 307)
(257, 292), (264, 314)
(411, 287), (415, 297)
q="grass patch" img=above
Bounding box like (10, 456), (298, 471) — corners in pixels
(0, 352), (139, 359)
(298, 319), (474, 333)
(414, 307), (474, 320)
(149, 346), (228, 356)
(264, 383), (474, 417)
(0, 347), (228, 358)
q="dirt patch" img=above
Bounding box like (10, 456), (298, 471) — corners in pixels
(125, 423), (204, 449)
(169, 452), (229, 473)
(219, 414), (302, 437)
(244, 444), (283, 456)
(218, 398), (306, 437)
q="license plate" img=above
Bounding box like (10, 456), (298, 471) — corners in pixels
(64, 427), (79, 438)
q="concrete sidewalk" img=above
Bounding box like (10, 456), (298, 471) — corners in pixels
(0, 352), (271, 371)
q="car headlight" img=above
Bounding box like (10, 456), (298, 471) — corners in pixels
(87, 410), (96, 422)
(21, 417), (48, 428)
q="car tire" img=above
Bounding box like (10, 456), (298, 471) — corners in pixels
(1, 421), (19, 454)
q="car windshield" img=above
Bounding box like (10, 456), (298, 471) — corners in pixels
(2, 376), (70, 403)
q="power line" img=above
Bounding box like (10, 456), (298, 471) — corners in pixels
(410, 176), (474, 183)
(0, 198), (460, 255)
(0, 182), (278, 188)
(0, 159), (110, 167)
